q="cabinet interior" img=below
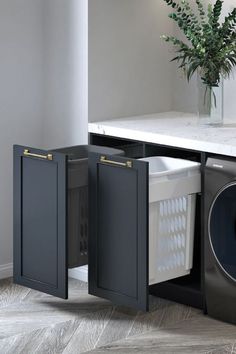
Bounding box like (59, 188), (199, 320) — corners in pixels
(52, 144), (125, 271)
(89, 133), (204, 309)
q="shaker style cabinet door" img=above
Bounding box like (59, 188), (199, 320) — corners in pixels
(88, 153), (149, 311)
(13, 145), (68, 299)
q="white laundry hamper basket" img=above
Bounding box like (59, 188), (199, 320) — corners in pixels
(139, 156), (201, 285)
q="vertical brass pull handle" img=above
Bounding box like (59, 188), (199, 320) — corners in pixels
(100, 155), (132, 168)
(23, 149), (53, 161)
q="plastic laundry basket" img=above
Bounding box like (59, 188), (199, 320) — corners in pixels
(139, 156), (201, 285)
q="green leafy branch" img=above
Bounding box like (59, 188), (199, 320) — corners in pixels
(161, 0), (236, 90)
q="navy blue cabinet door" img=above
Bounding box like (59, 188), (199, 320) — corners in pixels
(13, 145), (68, 299)
(88, 153), (149, 311)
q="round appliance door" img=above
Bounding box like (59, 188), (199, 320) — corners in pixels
(209, 182), (236, 282)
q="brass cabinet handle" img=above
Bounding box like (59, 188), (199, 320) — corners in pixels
(23, 149), (53, 161)
(100, 155), (132, 168)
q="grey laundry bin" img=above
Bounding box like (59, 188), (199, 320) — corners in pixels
(53, 145), (124, 268)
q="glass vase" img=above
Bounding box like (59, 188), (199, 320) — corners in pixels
(197, 75), (224, 126)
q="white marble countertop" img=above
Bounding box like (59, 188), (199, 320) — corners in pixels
(88, 111), (236, 157)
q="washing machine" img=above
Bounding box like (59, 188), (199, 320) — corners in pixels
(205, 157), (236, 324)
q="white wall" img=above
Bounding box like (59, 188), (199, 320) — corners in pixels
(0, 0), (88, 278)
(0, 0), (44, 278)
(89, 0), (236, 119)
(89, 0), (174, 122)
(171, 25), (198, 114)
(221, 0), (236, 120)
(42, 0), (88, 148)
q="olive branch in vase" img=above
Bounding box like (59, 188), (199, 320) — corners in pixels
(161, 0), (236, 105)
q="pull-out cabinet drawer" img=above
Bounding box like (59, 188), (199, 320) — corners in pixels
(13, 145), (123, 299)
(13, 145), (200, 312)
(88, 153), (201, 311)
(89, 153), (149, 310)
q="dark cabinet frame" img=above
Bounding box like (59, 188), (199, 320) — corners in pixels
(13, 144), (150, 310)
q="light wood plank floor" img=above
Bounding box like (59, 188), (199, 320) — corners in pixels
(0, 278), (235, 354)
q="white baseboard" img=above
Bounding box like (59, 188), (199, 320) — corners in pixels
(0, 263), (13, 280)
(69, 265), (88, 283)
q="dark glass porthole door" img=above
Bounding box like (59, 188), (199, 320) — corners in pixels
(209, 182), (236, 282)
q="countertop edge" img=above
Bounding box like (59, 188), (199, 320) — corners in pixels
(88, 122), (236, 158)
